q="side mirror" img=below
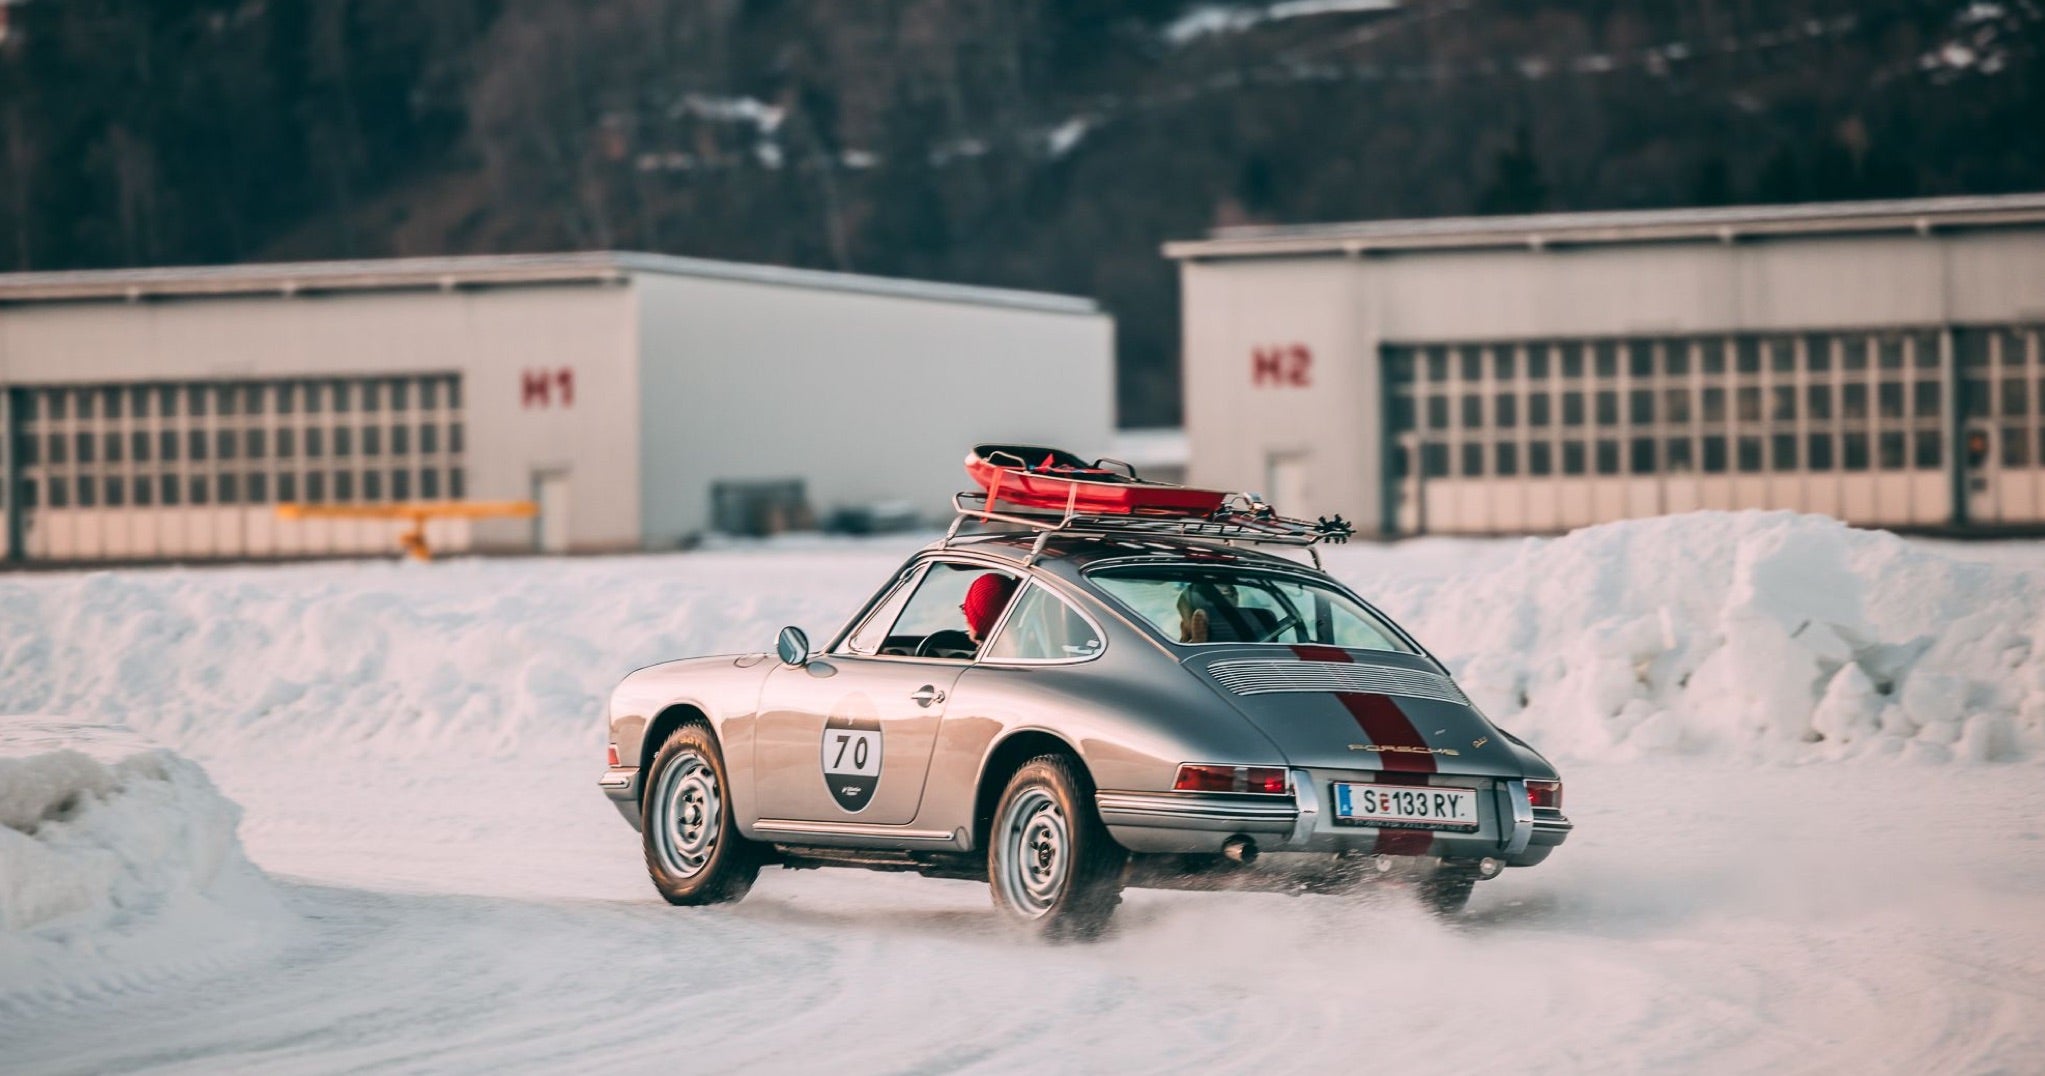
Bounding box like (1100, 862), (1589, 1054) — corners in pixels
(776, 626), (810, 667)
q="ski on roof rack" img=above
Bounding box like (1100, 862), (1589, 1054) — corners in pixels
(947, 443), (1353, 566)
(943, 489), (1353, 568)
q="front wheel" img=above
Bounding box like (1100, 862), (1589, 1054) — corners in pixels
(989, 754), (1126, 941)
(641, 725), (762, 905)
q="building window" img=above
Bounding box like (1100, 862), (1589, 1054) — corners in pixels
(1808, 434), (1836, 471)
(1629, 438), (1655, 474)
(1703, 436), (1728, 473)
(364, 470), (383, 500)
(392, 469), (412, 499)
(1917, 430), (1944, 469)
(1772, 434), (1799, 471)
(248, 473), (269, 504)
(306, 471), (326, 502)
(1562, 441), (1586, 475)
(335, 470), (355, 501)
(420, 468), (442, 498)
(1738, 436), (1764, 473)
(1528, 441), (1553, 476)
(1495, 443), (1518, 477)
(1595, 440), (1620, 475)
(1842, 432), (1870, 471)
(363, 426), (382, 456)
(279, 472), (299, 502)
(217, 429), (237, 460)
(1881, 431), (1908, 470)
(1460, 443), (1484, 477)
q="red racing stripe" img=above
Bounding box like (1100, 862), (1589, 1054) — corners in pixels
(1292, 645), (1439, 856)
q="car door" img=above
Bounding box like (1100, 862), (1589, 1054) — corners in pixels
(751, 559), (1012, 827)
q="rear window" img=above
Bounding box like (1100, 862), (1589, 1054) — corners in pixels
(1088, 566), (1414, 653)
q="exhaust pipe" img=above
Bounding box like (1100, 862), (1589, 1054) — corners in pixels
(1222, 835), (1258, 864)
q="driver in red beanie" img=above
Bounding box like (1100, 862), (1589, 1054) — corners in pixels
(961, 573), (1019, 646)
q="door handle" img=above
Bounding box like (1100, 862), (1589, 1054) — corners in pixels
(910, 685), (946, 707)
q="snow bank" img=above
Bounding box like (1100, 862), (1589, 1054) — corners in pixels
(1329, 512), (2045, 764)
(0, 541), (916, 760)
(0, 719), (288, 1004)
(0, 514), (2036, 768)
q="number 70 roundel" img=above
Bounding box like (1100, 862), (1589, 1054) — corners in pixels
(821, 715), (883, 812)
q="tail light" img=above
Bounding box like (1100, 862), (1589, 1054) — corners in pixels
(1526, 779), (1562, 810)
(606, 743), (621, 767)
(1174, 764), (1290, 795)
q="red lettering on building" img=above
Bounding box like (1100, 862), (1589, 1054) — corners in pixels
(1252, 344), (1312, 387)
(522, 368), (576, 409)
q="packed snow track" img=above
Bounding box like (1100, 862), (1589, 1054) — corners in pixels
(3, 513), (2043, 1072)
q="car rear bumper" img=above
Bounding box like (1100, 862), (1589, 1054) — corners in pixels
(1099, 770), (1571, 863)
(599, 766), (642, 831)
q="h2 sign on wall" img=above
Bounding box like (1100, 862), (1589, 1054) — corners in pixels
(1252, 344), (1312, 387)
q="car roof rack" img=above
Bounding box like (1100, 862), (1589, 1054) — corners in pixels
(943, 489), (1354, 569)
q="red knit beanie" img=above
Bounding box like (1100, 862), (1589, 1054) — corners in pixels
(962, 573), (1018, 637)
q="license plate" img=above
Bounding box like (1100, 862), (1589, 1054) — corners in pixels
(1332, 783), (1480, 831)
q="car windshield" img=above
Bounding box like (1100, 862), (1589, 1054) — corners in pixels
(1088, 565), (1415, 652)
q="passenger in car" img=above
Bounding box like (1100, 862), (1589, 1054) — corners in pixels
(1177, 582), (1274, 643)
(962, 573), (1019, 646)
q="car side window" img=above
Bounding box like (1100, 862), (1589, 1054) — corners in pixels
(982, 584), (1103, 662)
(841, 566), (925, 655)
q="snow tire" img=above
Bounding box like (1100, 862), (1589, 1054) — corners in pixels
(989, 753), (1126, 942)
(642, 724), (762, 906)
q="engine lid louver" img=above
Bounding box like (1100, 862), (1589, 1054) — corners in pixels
(1206, 659), (1471, 706)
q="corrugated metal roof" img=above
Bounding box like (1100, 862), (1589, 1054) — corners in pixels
(0, 250), (1101, 314)
(1164, 191), (2045, 260)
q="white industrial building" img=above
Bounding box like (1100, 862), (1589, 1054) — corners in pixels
(0, 253), (1112, 562)
(1168, 192), (2045, 536)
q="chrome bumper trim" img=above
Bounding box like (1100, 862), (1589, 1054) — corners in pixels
(1096, 790), (1298, 833)
(1287, 769), (1320, 849)
(598, 766), (640, 800)
(1500, 779), (1534, 857)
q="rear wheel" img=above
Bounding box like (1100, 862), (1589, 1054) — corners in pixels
(1417, 870), (1476, 916)
(642, 725), (762, 905)
(989, 754), (1126, 941)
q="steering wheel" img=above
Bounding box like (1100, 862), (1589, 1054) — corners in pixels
(914, 629), (977, 659)
(1254, 613), (1305, 644)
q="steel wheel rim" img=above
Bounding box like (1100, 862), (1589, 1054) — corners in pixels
(655, 753), (721, 879)
(996, 787), (1069, 919)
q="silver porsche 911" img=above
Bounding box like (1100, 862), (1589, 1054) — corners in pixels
(598, 503), (1570, 938)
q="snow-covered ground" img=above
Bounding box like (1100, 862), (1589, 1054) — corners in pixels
(4, 512), (2044, 1072)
